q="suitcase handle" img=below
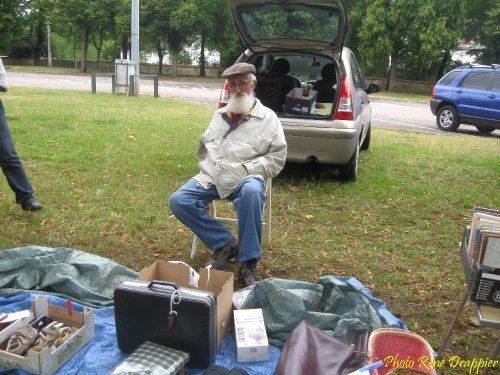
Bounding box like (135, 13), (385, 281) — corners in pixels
(148, 280), (179, 290)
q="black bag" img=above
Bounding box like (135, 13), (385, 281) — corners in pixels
(114, 280), (217, 369)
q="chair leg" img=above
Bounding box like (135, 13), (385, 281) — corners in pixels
(265, 178), (272, 243)
(188, 177), (273, 256)
(436, 290), (468, 360)
(190, 235), (198, 258)
(266, 189), (272, 243)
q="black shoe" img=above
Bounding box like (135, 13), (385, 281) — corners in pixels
(238, 259), (262, 287)
(21, 200), (43, 212)
(205, 237), (239, 270)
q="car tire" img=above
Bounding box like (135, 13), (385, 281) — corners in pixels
(360, 124), (371, 151)
(475, 125), (495, 134)
(436, 105), (460, 132)
(339, 142), (359, 182)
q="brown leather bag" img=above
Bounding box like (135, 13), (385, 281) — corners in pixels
(274, 320), (368, 375)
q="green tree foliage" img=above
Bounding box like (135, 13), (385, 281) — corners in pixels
(54, 0), (120, 72)
(356, 0), (465, 89)
(407, 0), (465, 81)
(483, 0), (500, 63)
(114, 0), (131, 59)
(463, 0), (500, 64)
(0, 0), (29, 55)
(219, 19), (245, 67)
(140, 0), (191, 75)
(171, 0), (231, 75)
(3, 0), (499, 82)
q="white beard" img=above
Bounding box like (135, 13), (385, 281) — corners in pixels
(226, 92), (255, 114)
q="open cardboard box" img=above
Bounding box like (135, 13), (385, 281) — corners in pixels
(285, 88), (318, 115)
(138, 260), (234, 348)
(0, 296), (94, 375)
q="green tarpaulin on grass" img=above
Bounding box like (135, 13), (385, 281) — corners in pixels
(242, 276), (404, 346)
(0, 246), (137, 307)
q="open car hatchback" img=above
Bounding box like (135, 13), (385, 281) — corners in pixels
(221, 0), (380, 181)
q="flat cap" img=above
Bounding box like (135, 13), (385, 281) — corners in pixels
(222, 63), (256, 78)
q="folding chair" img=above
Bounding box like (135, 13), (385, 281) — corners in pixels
(190, 178), (272, 258)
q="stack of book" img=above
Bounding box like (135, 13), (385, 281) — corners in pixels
(467, 207), (500, 267)
(466, 207), (500, 306)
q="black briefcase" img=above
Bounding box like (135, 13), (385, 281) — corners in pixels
(114, 279), (217, 369)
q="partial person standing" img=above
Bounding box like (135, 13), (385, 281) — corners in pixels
(0, 58), (42, 211)
(169, 62), (287, 287)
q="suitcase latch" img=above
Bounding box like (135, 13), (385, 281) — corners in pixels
(168, 312), (176, 330)
(168, 288), (182, 330)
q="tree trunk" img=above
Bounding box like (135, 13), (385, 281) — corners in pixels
(435, 52), (450, 83)
(95, 37), (102, 62)
(121, 34), (128, 59)
(47, 22), (52, 67)
(81, 25), (90, 73)
(386, 51), (398, 91)
(199, 34), (206, 77)
(156, 41), (163, 74)
(172, 51), (178, 78)
(34, 20), (44, 66)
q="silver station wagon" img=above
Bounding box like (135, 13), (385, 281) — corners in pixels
(219, 0), (380, 181)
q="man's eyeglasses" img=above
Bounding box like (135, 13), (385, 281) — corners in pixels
(228, 80), (254, 89)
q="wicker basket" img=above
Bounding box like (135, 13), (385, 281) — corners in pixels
(368, 328), (436, 375)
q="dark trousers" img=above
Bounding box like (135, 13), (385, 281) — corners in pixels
(0, 99), (35, 205)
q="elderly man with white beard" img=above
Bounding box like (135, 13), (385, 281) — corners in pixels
(168, 62), (287, 287)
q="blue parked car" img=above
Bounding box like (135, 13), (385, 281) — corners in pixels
(430, 65), (500, 133)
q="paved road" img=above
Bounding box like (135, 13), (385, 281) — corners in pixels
(8, 71), (222, 106)
(7, 71), (500, 138)
(371, 99), (500, 137)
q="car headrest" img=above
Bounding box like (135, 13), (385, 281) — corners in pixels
(270, 58), (291, 75)
(321, 63), (336, 81)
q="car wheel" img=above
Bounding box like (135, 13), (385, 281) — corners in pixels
(436, 105), (460, 132)
(360, 124), (371, 151)
(475, 125), (495, 134)
(339, 142), (359, 182)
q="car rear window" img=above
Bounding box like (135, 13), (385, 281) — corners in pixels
(439, 71), (461, 85)
(459, 71), (492, 90)
(238, 5), (341, 44)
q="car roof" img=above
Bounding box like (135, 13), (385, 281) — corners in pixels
(229, 0), (349, 57)
(454, 64), (500, 71)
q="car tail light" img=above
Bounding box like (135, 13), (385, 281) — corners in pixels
(431, 85), (436, 99)
(218, 80), (229, 108)
(334, 74), (353, 121)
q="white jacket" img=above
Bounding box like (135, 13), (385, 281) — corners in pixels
(194, 99), (287, 198)
(0, 58), (9, 92)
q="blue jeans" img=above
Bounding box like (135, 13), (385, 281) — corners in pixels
(169, 177), (266, 263)
(0, 100), (36, 206)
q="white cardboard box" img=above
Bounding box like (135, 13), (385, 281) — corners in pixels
(0, 296), (94, 375)
(138, 260), (234, 348)
(234, 308), (269, 362)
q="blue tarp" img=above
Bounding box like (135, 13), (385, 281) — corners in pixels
(0, 293), (282, 375)
(0, 247), (406, 374)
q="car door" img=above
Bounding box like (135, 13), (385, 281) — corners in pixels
(349, 52), (370, 130)
(481, 71), (500, 121)
(455, 71), (492, 117)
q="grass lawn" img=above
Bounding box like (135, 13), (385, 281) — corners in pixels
(1, 87), (499, 373)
